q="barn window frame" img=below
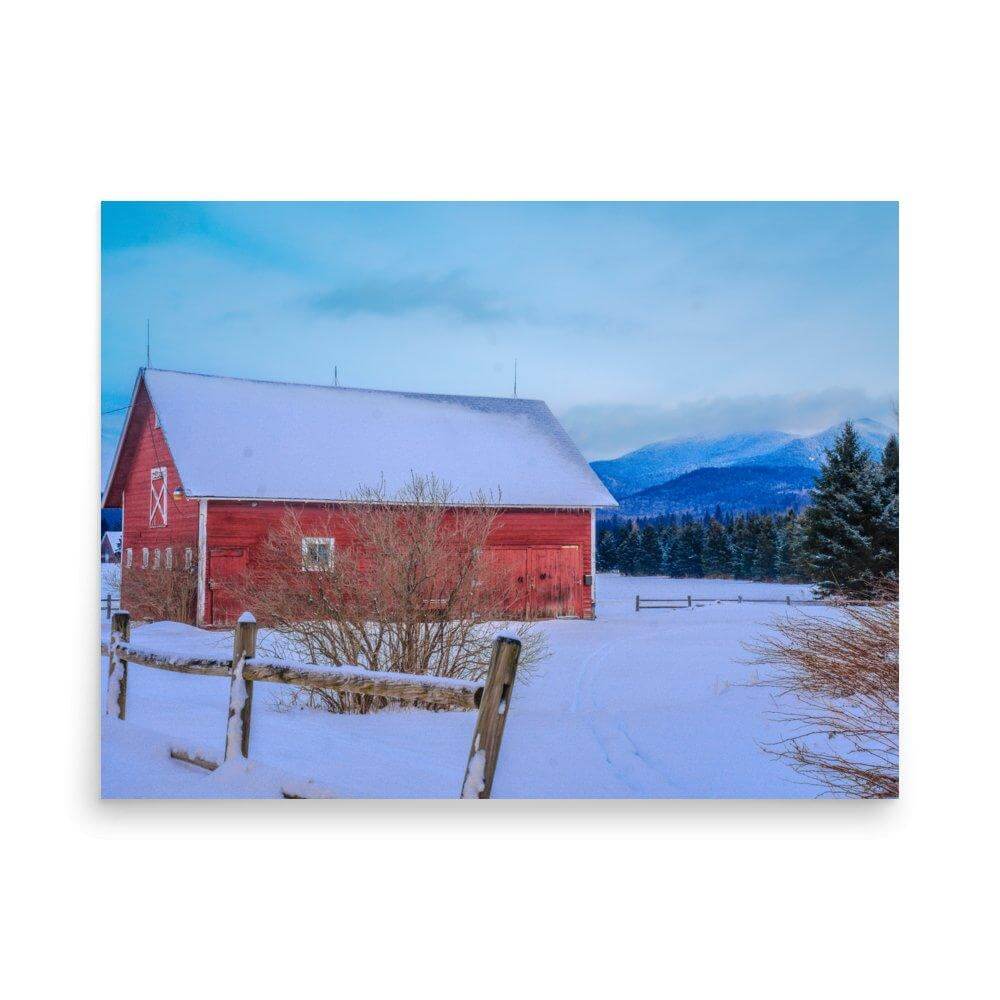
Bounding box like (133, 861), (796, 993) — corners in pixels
(125, 548), (133, 569)
(165, 547), (173, 570)
(153, 548), (161, 570)
(301, 536), (335, 572)
(149, 466), (168, 527)
(141, 547), (149, 569)
(184, 547), (193, 570)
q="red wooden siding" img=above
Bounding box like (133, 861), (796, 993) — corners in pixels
(205, 501), (594, 625)
(110, 383), (200, 606)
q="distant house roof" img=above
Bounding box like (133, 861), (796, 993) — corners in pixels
(104, 369), (616, 509)
(102, 531), (122, 549)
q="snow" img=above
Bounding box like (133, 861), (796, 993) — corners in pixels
(237, 611), (256, 624)
(101, 574), (843, 799)
(135, 368), (616, 507)
(461, 750), (487, 798)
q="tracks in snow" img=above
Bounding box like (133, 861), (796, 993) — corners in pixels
(568, 629), (678, 795)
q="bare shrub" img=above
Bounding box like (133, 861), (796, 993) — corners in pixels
(230, 474), (546, 714)
(121, 563), (199, 623)
(748, 584), (898, 798)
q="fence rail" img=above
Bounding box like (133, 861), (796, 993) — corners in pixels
(636, 594), (823, 611)
(103, 610), (520, 799)
(634, 593), (866, 610)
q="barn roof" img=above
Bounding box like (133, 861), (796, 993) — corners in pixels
(106, 369), (616, 508)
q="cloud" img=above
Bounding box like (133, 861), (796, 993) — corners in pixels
(559, 388), (896, 460)
(308, 271), (511, 323)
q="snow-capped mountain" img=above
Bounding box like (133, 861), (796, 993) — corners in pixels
(591, 419), (894, 500)
(590, 430), (795, 498)
(609, 465), (818, 519)
(741, 418), (892, 471)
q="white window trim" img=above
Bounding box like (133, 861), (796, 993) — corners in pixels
(125, 548), (133, 569)
(150, 466), (168, 527)
(184, 547), (193, 570)
(301, 536), (335, 572)
(165, 547), (173, 570)
(153, 548), (161, 570)
(141, 547), (149, 569)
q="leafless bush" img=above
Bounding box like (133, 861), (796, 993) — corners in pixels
(748, 585), (898, 798)
(121, 563), (199, 623)
(231, 474), (546, 714)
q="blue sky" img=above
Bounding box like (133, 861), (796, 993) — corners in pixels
(101, 202), (897, 476)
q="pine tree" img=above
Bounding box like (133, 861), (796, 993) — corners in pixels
(668, 522), (704, 577)
(702, 518), (734, 577)
(803, 421), (885, 596)
(616, 521), (642, 576)
(874, 434), (899, 579)
(596, 528), (619, 572)
(776, 509), (807, 581)
(752, 515), (778, 581)
(638, 523), (663, 575)
(729, 515), (753, 580)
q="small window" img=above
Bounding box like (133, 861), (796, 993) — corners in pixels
(141, 547), (149, 569)
(153, 548), (161, 570)
(301, 536), (335, 571)
(184, 547), (193, 570)
(150, 467), (168, 527)
(165, 547), (173, 570)
(125, 548), (133, 568)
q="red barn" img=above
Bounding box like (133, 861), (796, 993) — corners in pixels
(102, 368), (617, 625)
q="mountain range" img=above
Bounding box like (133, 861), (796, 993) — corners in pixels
(592, 418), (893, 518)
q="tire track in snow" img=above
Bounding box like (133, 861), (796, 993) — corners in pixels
(569, 629), (678, 795)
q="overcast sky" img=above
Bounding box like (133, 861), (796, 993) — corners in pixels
(101, 201), (897, 476)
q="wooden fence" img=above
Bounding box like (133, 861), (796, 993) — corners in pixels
(635, 593), (824, 611)
(101, 594), (121, 619)
(104, 610), (520, 799)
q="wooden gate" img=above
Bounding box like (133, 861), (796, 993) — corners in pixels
(208, 546), (248, 625)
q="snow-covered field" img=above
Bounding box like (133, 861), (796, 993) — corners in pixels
(101, 573), (838, 798)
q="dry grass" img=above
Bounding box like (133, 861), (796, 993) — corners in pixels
(748, 584), (898, 798)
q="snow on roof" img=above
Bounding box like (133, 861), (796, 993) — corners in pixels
(103, 531), (122, 546)
(140, 369), (616, 508)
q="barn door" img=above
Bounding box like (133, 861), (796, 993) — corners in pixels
(528, 546), (580, 618)
(208, 546), (248, 625)
(484, 548), (528, 618)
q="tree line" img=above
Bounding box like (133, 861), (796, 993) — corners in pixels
(596, 422), (899, 596)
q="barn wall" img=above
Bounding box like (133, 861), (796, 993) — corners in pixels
(114, 383), (200, 601)
(205, 501), (594, 622)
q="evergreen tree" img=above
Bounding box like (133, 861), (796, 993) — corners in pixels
(668, 522), (704, 577)
(638, 523), (663, 575)
(803, 421), (885, 596)
(616, 521), (642, 576)
(776, 509), (807, 582)
(752, 515), (778, 581)
(874, 435), (899, 580)
(702, 518), (734, 577)
(729, 515), (753, 580)
(596, 528), (619, 572)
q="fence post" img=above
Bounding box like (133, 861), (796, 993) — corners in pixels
(687, 594), (692, 608)
(105, 594), (112, 620)
(107, 611), (130, 720)
(224, 612), (258, 761)
(461, 635), (521, 799)
(635, 594), (640, 612)
(786, 595), (791, 605)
